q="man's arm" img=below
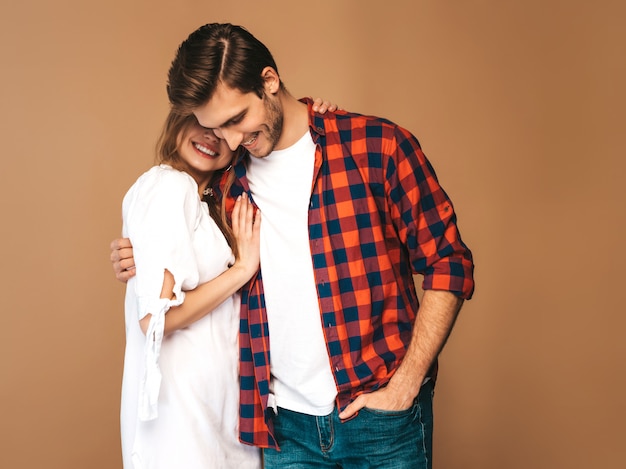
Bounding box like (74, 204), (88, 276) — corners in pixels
(110, 238), (135, 282)
(338, 289), (463, 419)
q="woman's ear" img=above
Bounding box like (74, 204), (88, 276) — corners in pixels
(261, 66), (280, 94)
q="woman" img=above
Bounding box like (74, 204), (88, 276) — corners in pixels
(118, 99), (337, 468)
(120, 111), (261, 468)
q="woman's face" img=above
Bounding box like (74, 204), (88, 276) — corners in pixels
(177, 120), (234, 182)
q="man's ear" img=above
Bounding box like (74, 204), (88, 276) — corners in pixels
(261, 66), (280, 94)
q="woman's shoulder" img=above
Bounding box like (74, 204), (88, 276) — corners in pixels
(131, 164), (197, 192)
(124, 165), (199, 209)
(142, 164), (195, 185)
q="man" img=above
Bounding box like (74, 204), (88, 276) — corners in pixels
(112, 23), (474, 468)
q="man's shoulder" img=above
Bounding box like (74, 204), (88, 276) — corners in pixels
(317, 110), (418, 149)
(318, 107), (402, 133)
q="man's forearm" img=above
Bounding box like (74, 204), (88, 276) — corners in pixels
(387, 289), (463, 402)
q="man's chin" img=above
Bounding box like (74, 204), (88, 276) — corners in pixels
(247, 141), (274, 158)
(252, 149), (272, 158)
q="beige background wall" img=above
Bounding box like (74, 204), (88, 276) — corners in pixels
(1, 1), (624, 468)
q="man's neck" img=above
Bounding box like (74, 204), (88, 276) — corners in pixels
(274, 91), (309, 151)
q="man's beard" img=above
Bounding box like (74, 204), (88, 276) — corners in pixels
(255, 92), (283, 157)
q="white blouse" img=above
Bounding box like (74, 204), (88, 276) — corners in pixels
(120, 165), (260, 469)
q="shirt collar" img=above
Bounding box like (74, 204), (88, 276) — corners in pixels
(299, 97), (327, 143)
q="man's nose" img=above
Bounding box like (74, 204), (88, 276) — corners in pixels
(214, 128), (241, 151)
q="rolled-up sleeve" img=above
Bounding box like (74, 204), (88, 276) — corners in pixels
(386, 129), (475, 300)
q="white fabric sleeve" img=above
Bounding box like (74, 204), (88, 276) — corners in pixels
(122, 166), (203, 421)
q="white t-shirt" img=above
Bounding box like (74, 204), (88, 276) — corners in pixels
(246, 133), (337, 416)
(120, 165), (260, 469)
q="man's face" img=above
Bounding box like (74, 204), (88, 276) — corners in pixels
(193, 82), (283, 158)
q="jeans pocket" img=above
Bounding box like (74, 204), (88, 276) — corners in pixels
(360, 402), (416, 418)
(349, 400), (423, 450)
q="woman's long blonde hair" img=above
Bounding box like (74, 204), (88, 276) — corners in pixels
(155, 111), (239, 257)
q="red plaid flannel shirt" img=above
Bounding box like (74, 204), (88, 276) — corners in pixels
(223, 98), (474, 448)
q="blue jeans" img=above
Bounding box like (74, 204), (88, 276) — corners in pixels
(263, 379), (434, 469)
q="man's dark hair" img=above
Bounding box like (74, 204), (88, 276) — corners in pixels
(167, 23), (281, 113)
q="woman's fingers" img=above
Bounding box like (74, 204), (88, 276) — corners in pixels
(232, 193), (258, 238)
(311, 97), (339, 113)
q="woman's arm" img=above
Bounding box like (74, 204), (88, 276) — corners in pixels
(139, 193), (260, 335)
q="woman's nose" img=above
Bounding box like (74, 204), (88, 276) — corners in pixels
(203, 128), (218, 141)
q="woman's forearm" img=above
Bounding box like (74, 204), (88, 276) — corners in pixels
(139, 263), (255, 335)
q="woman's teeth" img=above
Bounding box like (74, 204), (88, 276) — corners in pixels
(194, 143), (216, 156)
